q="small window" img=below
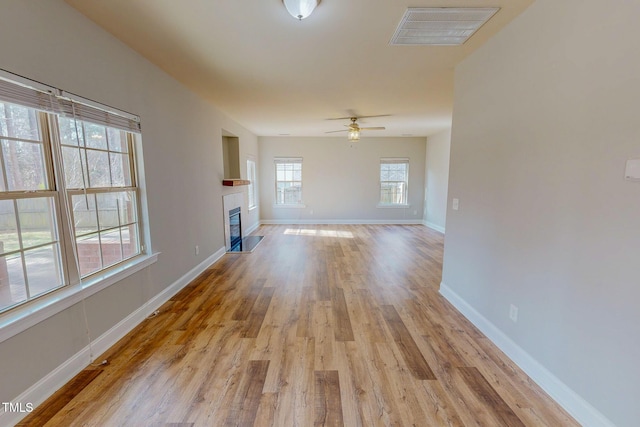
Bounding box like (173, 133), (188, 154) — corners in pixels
(274, 158), (302, 205)
(247, 159), (257, 209)
(379, 158), (409, 205)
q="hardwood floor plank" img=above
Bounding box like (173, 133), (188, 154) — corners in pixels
(314, 370), (344, 427)
(380, 304), (436, 380)
(232, 278), (267, 321)
(332, 288), (355, 342)
(241, 287), (275, 338)
(296, 285), (315, 338)
(225, 360), (270, 427)
(458, 366), (526, 427)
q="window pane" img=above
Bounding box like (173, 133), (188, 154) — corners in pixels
(2, 139), (48, 191)
(17, 197), (57, 249)
(24, 244), (63, 297)
(118, 191), (138, 225)
(0, 200), (19, 254)
(107, 128), (127, 152)
(84, 123), (108, 150)
(122, 224), (139, 259)
(0, 253), (27, 311)
(62, 146), (88, 189)
(97, 192), (120, 230)
(77, 233), (102, 277)
(58, 117), (83, 147)
(100, 229), (122, 268)
(0, 102), (40, 141)
(109, 152), (131, 187)
(87, 150), (110, 187)
(72, 194), (98, 236)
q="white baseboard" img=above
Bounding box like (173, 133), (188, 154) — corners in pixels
(1, 246), (226, 427)
(439, 282), (615, 427)
(260, 219), (424, 225)
(424, 221), (445, 233)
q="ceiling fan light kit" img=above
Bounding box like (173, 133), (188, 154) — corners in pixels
(283, 0), (319, 20)
(325, 116), (388, 141)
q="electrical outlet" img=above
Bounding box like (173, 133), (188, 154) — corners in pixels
(509, 304), (519, 322)
(413, 210), (417, 215)
(452, 198), (459, 211)
(310, 209), (314, 215)
(195, 245), (199, 255)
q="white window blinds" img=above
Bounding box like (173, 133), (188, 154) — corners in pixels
(0, 72), (141, 133)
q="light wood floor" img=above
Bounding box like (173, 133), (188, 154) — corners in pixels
(20, 225), (578, 426)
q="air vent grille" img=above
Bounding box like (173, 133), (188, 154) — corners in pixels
(390, 8), (499, 46)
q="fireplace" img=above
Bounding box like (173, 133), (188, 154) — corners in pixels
(229, 206), (242, 250)
(222, 192), (264, 253)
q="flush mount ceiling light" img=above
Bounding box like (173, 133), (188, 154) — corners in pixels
(390, 7), (500, 46)
(283, 0), (319, 20)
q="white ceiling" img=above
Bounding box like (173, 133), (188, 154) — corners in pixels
(65, 0), (533, 138)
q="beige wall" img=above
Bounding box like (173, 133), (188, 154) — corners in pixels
(424, 129), (451, 232)
(0, 0), (258, 405)
(443, 1), (640, 425)
(259, 136), (426, 222)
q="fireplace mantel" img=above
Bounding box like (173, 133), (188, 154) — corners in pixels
(222, 179), (250, 186)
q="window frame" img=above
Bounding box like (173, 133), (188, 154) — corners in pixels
(247, 158), (257, 210)
(55, 118), (142, 279)
(378, 158), (410, 207)
(0, 77), (149, 319)
(274, 157), (304, 207)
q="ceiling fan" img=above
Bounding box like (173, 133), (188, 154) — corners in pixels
(325, 115), (389, 141)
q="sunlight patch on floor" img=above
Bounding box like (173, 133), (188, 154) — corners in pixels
(284, 228), (354, 239)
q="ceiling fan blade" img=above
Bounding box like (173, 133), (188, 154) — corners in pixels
(356, 114), (391, 119)
(325, 129), (349, 133)
(360, 127), (386, 130)
(326, 114), (391, 120)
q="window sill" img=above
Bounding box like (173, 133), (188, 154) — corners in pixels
(273, 204), (306, 209)
(248, 205), (258, 212)
(377, 203), (411, 208)
(0, 252), (159, 344)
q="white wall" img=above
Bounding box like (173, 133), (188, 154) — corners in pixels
(259, 136), (426, 223)
(443, 1), (640, 426)
(0, 0), (258, 411)
(424, 129), (451, 233)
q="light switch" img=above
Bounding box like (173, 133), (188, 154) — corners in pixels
(452, 198), (459, 211)
(625, 158), (640, 181)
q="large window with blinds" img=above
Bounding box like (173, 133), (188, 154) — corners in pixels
(274, 158), (302, 205)
(379, 158), (409, 205)
(0, 74), (144, 314)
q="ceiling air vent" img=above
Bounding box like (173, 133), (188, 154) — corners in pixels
(390, 7), (499, 46)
